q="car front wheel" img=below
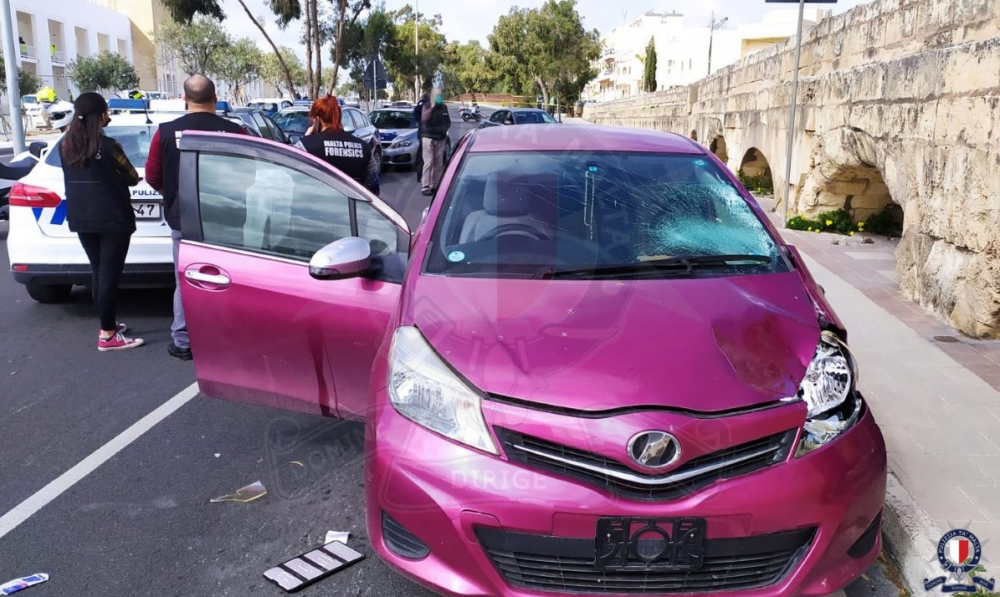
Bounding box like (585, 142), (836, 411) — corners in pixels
(26, 282), (72, 303)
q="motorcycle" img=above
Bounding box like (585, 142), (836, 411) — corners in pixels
(460, 105), (482, 123)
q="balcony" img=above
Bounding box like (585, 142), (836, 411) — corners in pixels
(18, 44), (37, 60)
(51, 50), (66, 64)
(603, 47), (615, 58)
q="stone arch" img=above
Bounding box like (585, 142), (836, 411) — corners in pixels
(738, 147), (774, 194)
(709, 136), (729, 164)
(796, 128), (902, 227)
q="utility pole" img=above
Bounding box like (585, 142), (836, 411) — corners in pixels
(1, 0), (25, 152)
(707, 11), (728, 77)
(414, 0), (419, 101)
(781, 0), (806, 227)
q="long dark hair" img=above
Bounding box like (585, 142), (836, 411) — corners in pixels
(61, 92), (108, 167)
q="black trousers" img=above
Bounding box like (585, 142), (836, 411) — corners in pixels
(77, 232), (132, 331)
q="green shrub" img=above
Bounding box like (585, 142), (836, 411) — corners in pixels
(787, 209), (863, 235)
(737, 169), (774, 194)
(864, 205), (902, 236)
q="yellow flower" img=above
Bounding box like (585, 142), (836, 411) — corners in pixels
(825, 220), (833, 226)
(858, 222), (865, 228)
(807, 227), (812, 231)
(850, 231), (855, 236)
(814, 229), (820, 233)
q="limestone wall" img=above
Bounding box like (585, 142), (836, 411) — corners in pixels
(584, 0), (1000, 338)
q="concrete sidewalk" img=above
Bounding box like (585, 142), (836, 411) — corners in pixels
(782, 226), (1000, 592)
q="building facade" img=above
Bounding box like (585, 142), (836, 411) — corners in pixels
(585, 9), (832, 102)
(10, 0), (133, 99)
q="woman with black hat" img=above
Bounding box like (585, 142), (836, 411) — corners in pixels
(61, 92), (144, 351)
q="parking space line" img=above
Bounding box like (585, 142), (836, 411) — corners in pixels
(0, 382), (200, 540)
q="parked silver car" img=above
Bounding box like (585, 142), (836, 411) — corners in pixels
(369, 108), (451, 170)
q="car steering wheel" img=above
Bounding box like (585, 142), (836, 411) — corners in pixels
(481, 223), (550, 241)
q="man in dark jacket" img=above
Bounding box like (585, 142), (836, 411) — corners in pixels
(412, 82), (432, 183)
(420, 87), (450, 196)
(145, 74), (244, 361)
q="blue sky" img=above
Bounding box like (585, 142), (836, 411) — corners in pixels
(225, 0), (873, 60)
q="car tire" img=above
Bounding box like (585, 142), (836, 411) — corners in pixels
(444, 139), (452, 164)
(26, 282), (73, 303)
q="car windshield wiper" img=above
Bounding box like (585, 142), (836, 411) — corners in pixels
(540, 255), (773, 279)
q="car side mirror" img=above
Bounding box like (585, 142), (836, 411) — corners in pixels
(309, 237), (371, 280)
(28, 141), (46, 158)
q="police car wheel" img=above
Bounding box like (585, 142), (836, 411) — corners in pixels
(26, 282), (72, 304)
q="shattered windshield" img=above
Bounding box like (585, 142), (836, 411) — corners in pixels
(425, 151), (784, 278)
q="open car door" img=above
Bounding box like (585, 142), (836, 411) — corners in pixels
(175, 132), (409, 420)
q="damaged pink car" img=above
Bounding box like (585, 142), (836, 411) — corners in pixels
(176, 125), (886, 597)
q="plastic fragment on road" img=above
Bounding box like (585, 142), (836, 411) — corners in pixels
(0, 573), (49, 595)
(209, 480), (267, 503)
(324, 530), (349, 544)
(263, 538), (365, 592)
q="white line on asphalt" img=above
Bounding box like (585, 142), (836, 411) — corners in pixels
(0, 382), (200, 540)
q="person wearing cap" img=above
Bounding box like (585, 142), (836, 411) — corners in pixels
(60, 92), (144, 351)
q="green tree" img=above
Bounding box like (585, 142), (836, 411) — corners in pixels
(159, 0), (299, 99)
(489, 0), (599, 106)
(342, 6), (396, 101)
(261, 47), (306, 97)
(159, 16), (231, 75)
(326, 0), (371, 90)
(0, 57), (44, 96)
(383, 5), (446, 100)
(214, 38), (263, 104)
(68, 51), (141, 94)
(643, 36), (657, 93)
(442, 40), (496, 96)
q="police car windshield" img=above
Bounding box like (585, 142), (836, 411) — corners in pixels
(370, 110), (417, 130)
(46, 126), (156, 169)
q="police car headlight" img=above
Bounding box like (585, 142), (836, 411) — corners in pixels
(795, 331), (862, 455)
(391, 139), (412, 148)
(388, 327), (498, 455)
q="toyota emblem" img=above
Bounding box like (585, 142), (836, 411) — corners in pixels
(627, 431), (681, 469)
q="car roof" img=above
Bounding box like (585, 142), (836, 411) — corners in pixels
(469, 124), (705, 154)
(509, 108), (547, 113)
(108, 112), (183, 125)
(250, 98), (286, 103)
(278, 106), (310, 114)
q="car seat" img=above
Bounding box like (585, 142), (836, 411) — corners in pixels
(459, 172), (558, 243)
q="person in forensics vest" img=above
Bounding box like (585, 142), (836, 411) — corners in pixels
(60, 92), (144, 351)
(145, 74), (245, 361)
(294, 95), (380, 196)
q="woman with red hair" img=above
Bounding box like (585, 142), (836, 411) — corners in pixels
(294, 95), (380, 195)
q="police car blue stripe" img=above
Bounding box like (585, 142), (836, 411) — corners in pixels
(50, 201), (67, 226)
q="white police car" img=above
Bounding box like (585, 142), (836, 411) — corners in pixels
(6, 112), (180, 302)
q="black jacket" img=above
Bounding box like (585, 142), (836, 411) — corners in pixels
(157, 112), (243, 230)
(63, 135), (138, 235)
(298, 129), (371, 185)
(420, 103), (451, 141)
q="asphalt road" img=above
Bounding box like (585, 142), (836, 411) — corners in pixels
(0, 106), (905, 597)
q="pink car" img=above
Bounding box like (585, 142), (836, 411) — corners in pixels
(177, 126), (886, 597)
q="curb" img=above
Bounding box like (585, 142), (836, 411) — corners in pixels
(882, 472), (941, 595)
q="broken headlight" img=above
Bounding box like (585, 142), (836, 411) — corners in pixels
(388, 326), (498, 455)
(795, 331), (862, 456)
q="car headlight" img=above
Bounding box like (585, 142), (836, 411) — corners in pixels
(391, 139), (412, 148)
(795, 331), (862, 455)
(388, 327), (498, 454)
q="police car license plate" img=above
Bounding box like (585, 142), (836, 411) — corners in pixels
(133, 202), (161, 220)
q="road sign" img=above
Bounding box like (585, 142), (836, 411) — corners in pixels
(363, 58), (388, 90)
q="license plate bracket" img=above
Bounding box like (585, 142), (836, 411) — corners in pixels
(132, 202), (162, 220)
(595, 517), (707, 570)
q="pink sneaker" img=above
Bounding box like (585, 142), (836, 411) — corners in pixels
(98, 331), (145, 352)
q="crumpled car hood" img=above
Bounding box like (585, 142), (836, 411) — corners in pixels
(405, 272), (821, 413)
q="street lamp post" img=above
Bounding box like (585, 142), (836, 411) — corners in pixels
(707, 12), (728, 77)
(414, 0), (419, 101)
(1, 0), (25, 152)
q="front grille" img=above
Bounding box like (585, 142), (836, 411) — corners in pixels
(477, 526), (814, 595)
(496, 427), (797, 501)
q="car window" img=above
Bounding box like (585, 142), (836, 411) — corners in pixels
(515, 111), (557, 124)
(425, 151), (784, 279)
(370, 110), (417, 129)
(341, 110), (357, 132)
(273, 111), (310, 134)
(251, 113), (273, 140)
(489, 111), (505, 123)
(197, 153), (352, 261)
(356, 201), (408, 283)
(45, 125), (156, 169)
(250, 102), (277, 112)
(263, 116), (286, 142)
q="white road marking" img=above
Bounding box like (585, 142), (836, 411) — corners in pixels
(0, 382), (200, 540)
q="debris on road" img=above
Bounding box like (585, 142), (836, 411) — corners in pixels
(288, 460), (304, 467)
(209, 480), (267, 503)
(263, 539), (364, 592)
(0, 573), (49, 595)
(324, 530), (349, 544)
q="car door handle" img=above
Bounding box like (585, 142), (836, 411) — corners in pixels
(185, 269), (230, 287)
